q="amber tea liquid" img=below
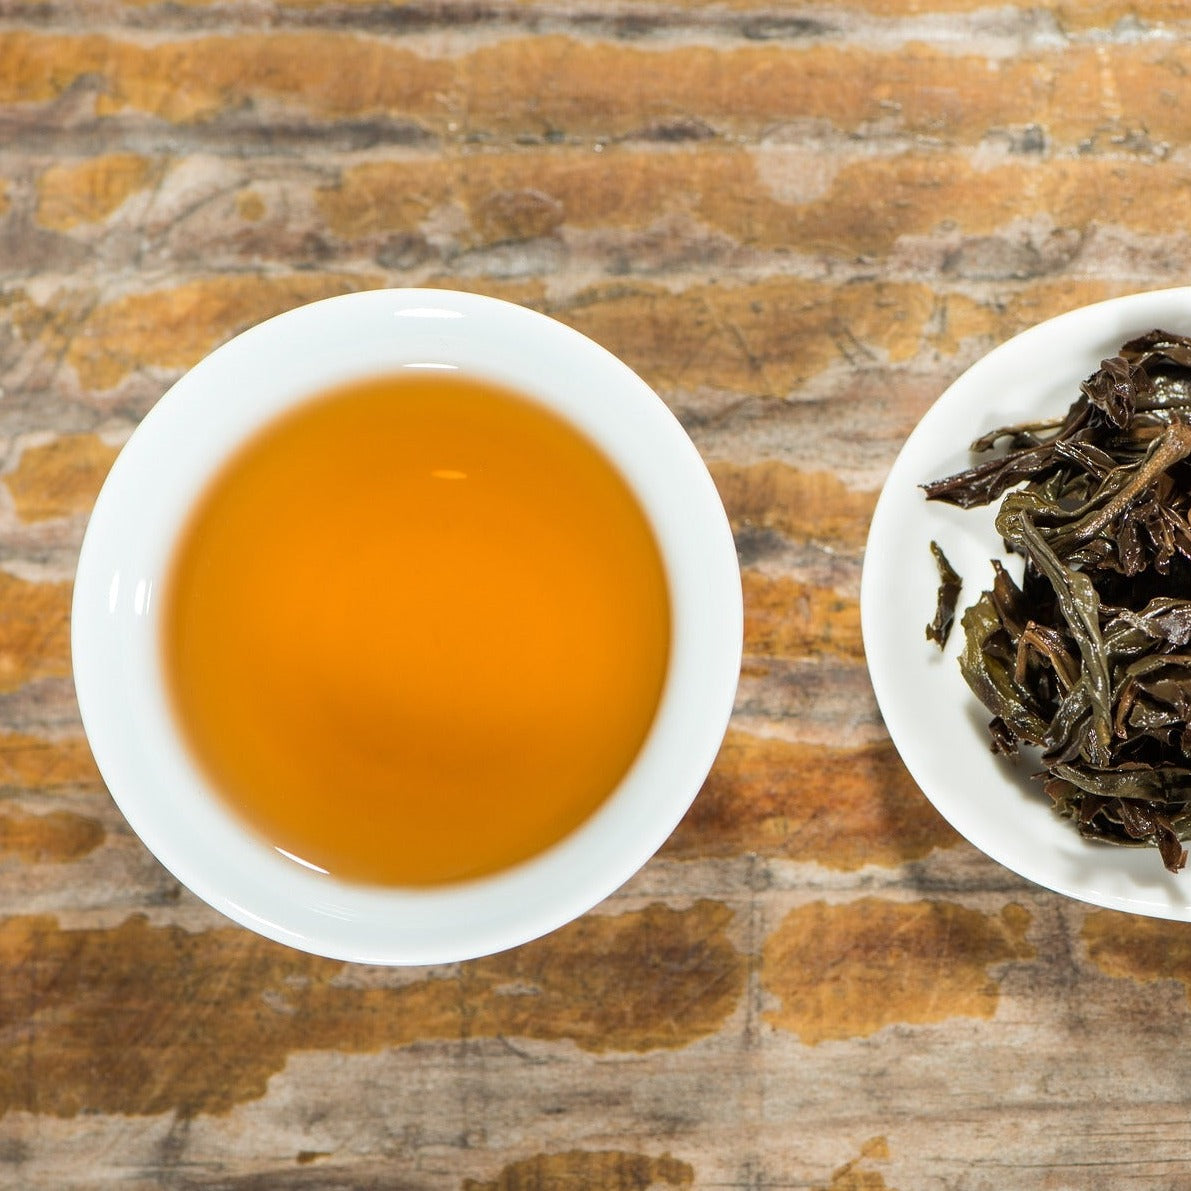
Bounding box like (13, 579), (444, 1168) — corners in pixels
(160, 372), (671, 886)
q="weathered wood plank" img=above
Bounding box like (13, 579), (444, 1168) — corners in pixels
(0, 30), (1189, 148)
(5, 0), (1191, 1186)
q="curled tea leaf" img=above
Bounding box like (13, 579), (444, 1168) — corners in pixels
(926, 540), (962, 648)
(1080, 354), (1150, 429)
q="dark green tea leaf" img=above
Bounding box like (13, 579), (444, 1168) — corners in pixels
(925, 330), (1191, 873)
(926, 540), (962, 648)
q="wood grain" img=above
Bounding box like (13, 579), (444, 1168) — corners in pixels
(5, 0), (1191, 1186)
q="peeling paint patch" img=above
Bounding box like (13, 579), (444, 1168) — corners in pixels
(762, 899), (1033, 1043)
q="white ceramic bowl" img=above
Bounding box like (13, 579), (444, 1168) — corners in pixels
(862, 285), (1191, 918)
(72, 289), (742, 964)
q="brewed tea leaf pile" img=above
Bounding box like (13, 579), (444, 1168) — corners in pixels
(925, 330), (1191, 874)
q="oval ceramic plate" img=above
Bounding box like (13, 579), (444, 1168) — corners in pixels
(861, 286), (1191, 918)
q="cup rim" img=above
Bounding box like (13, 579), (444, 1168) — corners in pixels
(71, 287), (742, 965)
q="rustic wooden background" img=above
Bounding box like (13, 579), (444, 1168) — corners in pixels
(5, 0), (1191, 1187)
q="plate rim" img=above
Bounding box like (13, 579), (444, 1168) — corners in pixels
(860, 284), (1191, 918)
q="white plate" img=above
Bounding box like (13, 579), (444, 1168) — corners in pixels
(861, 286), (1191, 917)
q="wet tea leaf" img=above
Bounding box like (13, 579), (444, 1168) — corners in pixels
(926, 330), (1191, 873)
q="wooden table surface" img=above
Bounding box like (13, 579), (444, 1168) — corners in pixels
(5, 1), (1191, 1187)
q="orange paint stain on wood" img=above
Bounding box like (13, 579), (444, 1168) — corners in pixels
(451, 38), (1191, 145)
(463, 1150), (694, 1191)
(0, 571), (71, 694)
(0, 809), (104, 863)
(815, 1137), (896, 1191)
(788, 155), (1191, 257)
(552, 280), (930, 398)
(873, 0), (1187, 17)
(742, 571), (862, 664)
(62, 273), (373, 390)
(89, 0), (1191, 18)
(711, 461), (876, 550)
(0, 901), (743, 1117)
(5, 32), (1191, 145)
(235, 191), (267, 222)
(322, 148), (1191, 262)
(1082, 910), (1191, 998)
(316, 161), (453, 240)
(5, 434), (120, 522)
(929, 282), (1131, 359)
(25, 275), (931, 397)
(457, 38), (990, 140)
(4, 287), (88, 377)
(761, 899), (1032, 1043)
(667, 730), (960, 868)
(35, 154), (158, 231)
(0, 732), (102, 790)
(8, 281), (545, 397)
(1045, 0), (1191, 27)
(318, 149), (760, 249)
(0, 31), (452, 124)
